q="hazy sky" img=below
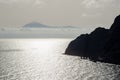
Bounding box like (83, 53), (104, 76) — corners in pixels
(0, 0), (120, 28)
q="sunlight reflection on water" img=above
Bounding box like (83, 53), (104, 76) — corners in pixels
(17, 39), (71, 55)
(0, 39), (120, 80)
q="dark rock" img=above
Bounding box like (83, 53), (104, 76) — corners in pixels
(102, 15), (120, 64)
(65, 34), (89, 57)
(65, 15), (120, 65)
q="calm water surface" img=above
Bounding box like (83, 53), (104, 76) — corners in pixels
(0, 39), (120, 80)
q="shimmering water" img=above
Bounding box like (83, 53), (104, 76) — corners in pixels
(0, 39), (120, 80)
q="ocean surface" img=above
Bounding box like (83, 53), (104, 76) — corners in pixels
(0, 39), (120, 80)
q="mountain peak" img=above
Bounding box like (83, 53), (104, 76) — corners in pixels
(23, 22), (48, 28)
(110, 15), (120, 31)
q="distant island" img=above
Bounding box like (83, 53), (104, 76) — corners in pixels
(23, 22), (76, 28)
(65, 15), (120, 65)
(23, 22), (49, 28)
(0, 22), (82, 38)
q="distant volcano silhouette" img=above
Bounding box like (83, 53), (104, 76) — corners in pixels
(65, 15), (120, 65)
(23, 22), (49, 28)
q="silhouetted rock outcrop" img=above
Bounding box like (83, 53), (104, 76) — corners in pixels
(101, 15), (120, 64)
(65, 15), (120, 65)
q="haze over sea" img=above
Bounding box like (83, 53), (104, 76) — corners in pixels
(0, 38), (120, 80)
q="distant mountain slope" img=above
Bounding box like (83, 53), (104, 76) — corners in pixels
(65, 15), (120, 65)
(23, 22), (77, 28)
(23, 22), (49, 28)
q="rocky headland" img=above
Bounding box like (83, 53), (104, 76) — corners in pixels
(65, 15), (120, 65)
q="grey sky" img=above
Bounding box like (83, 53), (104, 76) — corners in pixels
(0, 0), (120, 28)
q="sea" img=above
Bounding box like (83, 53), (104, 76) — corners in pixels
(0, 39), (120, 80)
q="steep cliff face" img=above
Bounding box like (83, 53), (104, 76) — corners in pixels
(87, 27), (109, 56)
(102, 15), (120, 63)
(65, 15), (120, 64)
(65, 27), (109, 57)
(104, 15), (120, 53)
(65, 34), (89, 57)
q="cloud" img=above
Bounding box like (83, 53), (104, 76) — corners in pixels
(82, 0), (118, 9)
(0, 0), (28, 4)
(81, 13), (101, 17)
(0, 0), (45, 7)
(81, 0), (120, 18)
(33, 0), (46, 8)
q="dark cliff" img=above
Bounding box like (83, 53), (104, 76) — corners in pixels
(65, 15), (120, 65)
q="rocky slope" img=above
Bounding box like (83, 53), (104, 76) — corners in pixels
(65, 15), (120, 65)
